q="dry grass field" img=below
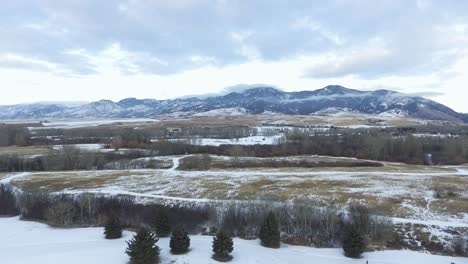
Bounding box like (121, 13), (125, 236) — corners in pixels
(22, 114), (443, 131)
(4, 155), (468, 226)
(134, 114), (429, 129)
(0, 145), (53, 157)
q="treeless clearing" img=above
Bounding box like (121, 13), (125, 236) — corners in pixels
(7, 159), (468, 224)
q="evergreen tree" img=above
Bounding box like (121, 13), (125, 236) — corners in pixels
(104, 215), (123, 239)
(212, 230), (234, 262)
(170, 226), (190, 254)
(259, 211), (280, 248)
(342, 225), (366, 259)
(126, 227), (160, 264)
(155, 207), (170, 237)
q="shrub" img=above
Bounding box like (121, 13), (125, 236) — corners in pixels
(177, 155), (212, 170)
(104, 215), (123, 239)
(155, 207), (171, 237)
(452, 237), (466, 256)
(126, 227), (160, 264)
(212, 230), (234, 262)
(342, 225), (366, 258)
(170, 227), (190, 254)
(386, 232), (405, 250)
(17, 192), (211, 230)
(18, 192), (51, 220)
(0, 184), (18, 215)
(432, 183), (458, 199)
(348, 204), (370, 236)
(259, 211), (280, 248)
(46, 202), (76, 227)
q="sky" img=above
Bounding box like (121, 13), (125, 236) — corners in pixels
(0, 0), (468, 111)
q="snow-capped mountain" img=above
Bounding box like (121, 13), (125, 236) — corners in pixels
(0, 85), (466, 122)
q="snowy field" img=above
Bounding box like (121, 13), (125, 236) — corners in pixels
(2, 155), (468, 258)
(10, 113), (434, 134)
(27, 118), (158, 130)
(52, 143), (105, 151)
(157, 135), (287, 146)
(4, 158), (468, 225)
(1, 217), (465, 264)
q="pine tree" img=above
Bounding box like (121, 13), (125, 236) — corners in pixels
(212, 230), (234, 262)
(155, 207), (170, 237)
(170, 226), (190, 254)
(126, 227), (160, 264)
(342, 225), (366, 259)
(259, 211), (280, 248)
(104, 215), (123, 239)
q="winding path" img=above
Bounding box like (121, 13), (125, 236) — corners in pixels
(168, 156), (181, 171)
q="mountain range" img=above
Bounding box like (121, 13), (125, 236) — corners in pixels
(1, 85), (466, 122)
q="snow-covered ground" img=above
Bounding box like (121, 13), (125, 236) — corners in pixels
(193, 107), (248, 116)
(255, 125), (331, 134)
(154, 135), (287, 146)
(3, 158), (467, 256)
(28, 118), (158, 130)
(1, 217), (465, 264)
(6, 163), (468, 224)
(51, 144), (147, 154)
(412, 133), (456, 138)
(53, 144), (105, 151)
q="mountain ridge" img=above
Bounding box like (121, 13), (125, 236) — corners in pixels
(0, 85), (466, 122)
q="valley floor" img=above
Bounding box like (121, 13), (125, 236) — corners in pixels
(4, 156), (467, 224)
(1, 217), (466, 264)
(2, 154), (467, 256)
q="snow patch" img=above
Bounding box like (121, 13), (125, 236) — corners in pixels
(53, 144), (104, 151)
(158, 135), (287, 146)
(29, 119), (158, 130)
(193, 107), (248, 116)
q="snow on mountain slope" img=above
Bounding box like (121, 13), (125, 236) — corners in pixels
(0, 85), (466, 122)
(1, 217), (465, 264)
(60, 99), (125, 118)
(193, 107), (248, 116)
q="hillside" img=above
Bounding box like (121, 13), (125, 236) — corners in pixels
(0, 85), (466, 122)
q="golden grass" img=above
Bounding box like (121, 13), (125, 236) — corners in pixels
(12, 171), (137, 192)
(14, 175), (117, 192)
(131, 114), (455, 130)
(6, 164), (468, 220)
(431, 198), (468, 218)
(0, 146), (52, 156)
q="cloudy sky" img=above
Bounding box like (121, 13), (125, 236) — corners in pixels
(1, 0), (468, 111)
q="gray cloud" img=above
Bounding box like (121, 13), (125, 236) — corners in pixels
(0, 0), (467, 78)
(406, 91), (445, 98)
(303, 0), (468, 78)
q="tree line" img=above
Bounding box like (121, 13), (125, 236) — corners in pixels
(3, 122), (468, 165)
(148, 133), (468, 165)
(0, 124), (30, 146)
(0, 146), (151, 172)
